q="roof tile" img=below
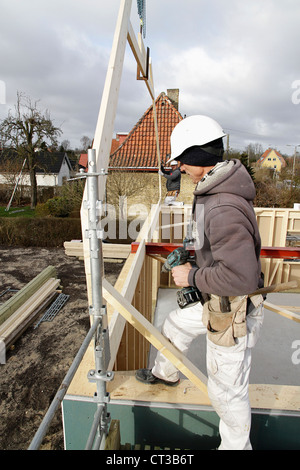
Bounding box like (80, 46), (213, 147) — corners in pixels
(109, 92), (183, 169)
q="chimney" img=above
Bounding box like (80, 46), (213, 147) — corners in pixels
(167, 89), (179, 111)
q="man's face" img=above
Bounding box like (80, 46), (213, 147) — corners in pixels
(179, 163), (214, 184)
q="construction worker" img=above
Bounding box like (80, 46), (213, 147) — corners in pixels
(136, 115), (264, 450)
(160, 160), (183, 206)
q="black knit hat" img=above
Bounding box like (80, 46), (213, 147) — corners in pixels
(175, 138), (224, 167)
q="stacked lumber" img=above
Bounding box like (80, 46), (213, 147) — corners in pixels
(64, 241), (131, 260)
(0, 266), (60, 349)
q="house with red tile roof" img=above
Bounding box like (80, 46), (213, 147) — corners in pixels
(78, 133), (129, 172)
(78, 153), (88, 171)
(109, 90), (183, 171)
(257, 148), (287, 172)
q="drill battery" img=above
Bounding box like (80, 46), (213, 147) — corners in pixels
(162, 245), (204, 309)
(176, 286), (204, 309)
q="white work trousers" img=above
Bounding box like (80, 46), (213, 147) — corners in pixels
(151, 301), (264, 450)
(164, 195), (183, 206)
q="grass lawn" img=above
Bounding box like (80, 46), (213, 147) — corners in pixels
(0, 206), (37, 218)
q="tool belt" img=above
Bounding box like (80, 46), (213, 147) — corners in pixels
(166, 190), (179, 197)
(202, 294), (264, 347)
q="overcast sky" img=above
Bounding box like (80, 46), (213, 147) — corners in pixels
(0, 0), (299, 156)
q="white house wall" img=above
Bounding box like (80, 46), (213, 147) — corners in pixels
(57, 159), (72, 185)
(0, 159), (71, 187)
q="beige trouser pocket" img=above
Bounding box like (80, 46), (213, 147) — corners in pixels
(203, 295), (248, 347)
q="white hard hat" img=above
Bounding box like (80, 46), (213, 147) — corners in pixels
(170, 160), (178, 166)
(167, 115), (226, 163)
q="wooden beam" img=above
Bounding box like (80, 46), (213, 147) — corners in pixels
(107, 241), (146, 370)
(107, 203), (162, 369)
(92, 0), (132, 181)
(104, 420), (121, 450)
(106, 372), (300, 412)
(130, 242), (300, 259)
(80, 0), (133, 304)
(264, 301), (300, 323)
(64, 241), (131, 260)
(0, 266), (57, 326)
(127, 22), (155, 99)
(102, 278), (208, 395)
(0, 278), (60, 348)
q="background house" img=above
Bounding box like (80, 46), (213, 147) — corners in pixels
(258, 148), (287, 172)
(76, 90), (196, 208)
(109, 89), (182, 171)
(0, 150), (74, 187)
(79, 90), (183, 173)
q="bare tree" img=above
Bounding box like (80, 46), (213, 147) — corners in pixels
(80, 135), (92, 152)
(60, 139), (70, 151)
(0, 92), (62, 208)
(106, 170), (151, 218)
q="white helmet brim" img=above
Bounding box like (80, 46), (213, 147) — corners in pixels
(167, 115), (226, 163)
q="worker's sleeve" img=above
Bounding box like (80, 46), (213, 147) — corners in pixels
(163, 169), (180, 180)
(187, 205), (259, 296)
(160, 165), (170, 175)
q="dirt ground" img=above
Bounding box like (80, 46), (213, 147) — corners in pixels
(0, 246), (124, 450)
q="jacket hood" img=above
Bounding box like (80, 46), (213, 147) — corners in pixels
(193, 159), (256, 201)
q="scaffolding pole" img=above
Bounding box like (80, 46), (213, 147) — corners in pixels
(84, 148), (114, 450)
(28, 149), (113, 450)
(28, 314), (101, 450)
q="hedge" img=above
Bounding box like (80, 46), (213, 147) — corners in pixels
(0, 217), (82, 247)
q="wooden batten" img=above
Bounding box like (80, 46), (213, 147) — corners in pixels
(64, 241), (131, 260)
(0, 266), (57, 326)
(109, 203), (161, 371)
(0, 278), (60, 349)
(103, 278), (208, 395)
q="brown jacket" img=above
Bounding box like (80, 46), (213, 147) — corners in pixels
(187, 160), (262, 297)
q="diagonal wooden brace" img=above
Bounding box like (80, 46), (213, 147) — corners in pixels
(102, 278), (208, 395)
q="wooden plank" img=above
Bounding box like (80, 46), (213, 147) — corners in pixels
(67, 369), (300, 412)
(80, 0), (133, 304)
(105, 372), (300, 412)
(104, 419), (121, 450)
(0, 266), (57, 326)
(136, 202), (161, 242)
(102, 278), (208, 395)
(264, 301), (300, 323)
(0, 278), (60, 348)
(0, 292), (58, 350)
(0, 279), (60, 334)
(107, 241), (146, 370)
(64, 241), (130, 259)
(107, 204), (161, 369)
(127, 23), (154, 99)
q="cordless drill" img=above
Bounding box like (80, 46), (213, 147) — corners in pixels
(161, 241), (203, 309)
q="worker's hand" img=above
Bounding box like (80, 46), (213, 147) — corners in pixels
(171, 263), (193, 287)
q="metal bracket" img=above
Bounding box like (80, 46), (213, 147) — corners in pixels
(89, 305), (107, 318)
(76, 168), (108, 178)
(84, 228), (105, 240)
(93, 328), (111, 370)
(88, 370), (114, 383)
(83, 199), (103, 211)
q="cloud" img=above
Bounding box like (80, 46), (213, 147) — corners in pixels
(0, 0), (299, 154)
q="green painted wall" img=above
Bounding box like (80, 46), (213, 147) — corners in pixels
(62, 398), (300, 450)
